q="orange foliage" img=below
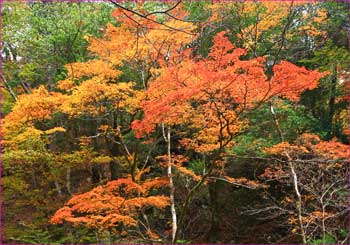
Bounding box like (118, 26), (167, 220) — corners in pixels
(259, 166), (288, 180)
(3, 86), (65, 127)
(223, 176), (267, 189)
(142, 177), (170, 191)
(270, 61), (328, 101)
(2, 86), (67, 148)
(133, 31), (326, 156)
(88, 8), (195, 67)
(65, 60), (121, 80)
(54, 4), (195, 123)
(57, 79), (75, 91)
(51, 178), (169, 233)
(156, 154), (201, 181)
(313, 140), (349, 159)
(175, 166), (201, 181)
(266, 141), (309, 157)
(267, 133), (349, 160)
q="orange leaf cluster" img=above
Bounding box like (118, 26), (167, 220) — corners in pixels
(266, 133), (349, 160)
(51, 178), (169, 232)
(259, 166), (289, 180)
(313, 140), (349, 160)
(270, 61), (328, 101)
(3, 86), (65, 128)
(223, 176), (267, 189)
(156, 154), (201, 181)
(89, 9), (195, 67)
(65, 60), (121, 80)
(2, 86), (67, 148)
(175, 165), (201, 181)
(266, 141), (310, 157)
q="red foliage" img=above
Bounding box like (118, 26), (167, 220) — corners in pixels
(133, 32), (327, 150)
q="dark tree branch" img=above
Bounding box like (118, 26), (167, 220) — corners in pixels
(144, 0), (182, 17)
(109, 0), (195, 36)
(1, 74), (18, 101)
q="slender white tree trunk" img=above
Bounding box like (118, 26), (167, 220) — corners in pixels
(163, 124), (177, 243)
(270, 101), (306, 244)
(288, 160), (306, 244)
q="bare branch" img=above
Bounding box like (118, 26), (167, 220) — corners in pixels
(109, 0), (195, 36)
(1, 74), (18, 101)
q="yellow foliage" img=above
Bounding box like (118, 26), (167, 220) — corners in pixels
(92, 156), (113, 164)
(65, 59), (121, 80)
(44, 127), (66, 135)
(61, 78), (139, 117)
(240, 2), (290, 49)
(207, 2), (327, 51)
(57, 79), (76, 91)
(3, 86), (66, 136)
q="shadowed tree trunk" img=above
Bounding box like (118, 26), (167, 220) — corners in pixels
(208, 180), (220, 243)
(326, 67), (337, 139)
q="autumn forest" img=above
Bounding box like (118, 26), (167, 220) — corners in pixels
(1, 1), (349, 244)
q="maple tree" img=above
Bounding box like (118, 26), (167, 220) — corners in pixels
(133, 31), (327, 138)
(51, 177), (170, 240)
(131, 29), (327, 241)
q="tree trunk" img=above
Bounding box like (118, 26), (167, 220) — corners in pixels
(91, 163), (100, 184)
(208, 180), (220, 243)
(168, 128), (177, 244)
(66, 167), (71, 194)
(288, 160), (306, 244)
(109, 141), (123, 180)
(270, 101), (306, 243)
(20, 81), (31, 94)
(164, 124), (177, 244)
(109, 161), (120, 180)
(1, 74), (17, 101)
(327, 67), (337, 139)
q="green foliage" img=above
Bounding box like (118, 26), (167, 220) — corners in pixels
(308, 234), (336, 244)
(2, 2), (115, 90)
(231, 135), (273, 157)
(231, 101), (319, 156)
(6, 223), (99, 244)
(299, 40), (350, 71)
(176, 239), (192, 244)
(300, 41), (350, 141)
(184, 1), (210, 21)
(188, 159), (205, 175)
(1, 89), (15, 116)
(16, 228), (52, 244)
(277, 101), (321, 140)
(18, 63), (42, 86)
